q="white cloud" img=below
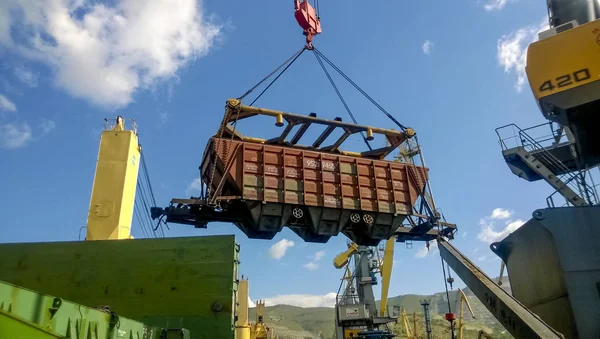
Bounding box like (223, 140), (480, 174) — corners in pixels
(491, 208), (511, 220)
(263, 292), (337, 308)
(14, 66), (39, 88)
(478, 255), (489, 262)
(462, 231), (469, 239)
(0, 0), (221, 109)
(303, 250), (325, 270)
(39, 119), (56, 136)
(415, 241), (438, 258)
(313, 250), (325, 261)
(422, 40), (433, 55)
(268, 239), (295, 260)
(484, 0), (515, 11)
(185, 177), (203, 196)
(248, 297), (256, 308)
(0, 123), (33, 149)
(478, 208), (526, 244)
(0, 94), (16, 112)
(159, 110), (169, 125)
(303, 262), (318, 270)
(497, 18), (549, 91)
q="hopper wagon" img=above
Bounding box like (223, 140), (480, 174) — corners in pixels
(153, 99), (455, 246)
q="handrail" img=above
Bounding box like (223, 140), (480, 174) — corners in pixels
(496, 123), (597, 206)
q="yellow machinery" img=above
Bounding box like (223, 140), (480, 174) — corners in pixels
(378, 237), (395, 317)
(236, 277), (276, 339)
(526, 1), (600, 169)
(400, 307), (416, 339)
(251, 300), (275, 339)
(236, 277), (252, 339)
(456, 289), (475, 339)
(86, 116), (141, 240)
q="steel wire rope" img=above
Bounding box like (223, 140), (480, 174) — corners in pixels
(136, 183), (156, 237)
(136, 176), (155, 235)
(313, 47), (407, 131)
(140, 150), (165, 237)
(312, 49), (372, 150)
(136, 175), (160, 238)
(238, 46), (307, 101)
(249, 48), (307, 106)
(440, 252), (456, 339)
(134, 199), (151, 238)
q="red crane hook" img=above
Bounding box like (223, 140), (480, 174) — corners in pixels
(294, 0), (322, 49)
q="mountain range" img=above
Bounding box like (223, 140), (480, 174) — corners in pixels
(248, 276), (513, 339)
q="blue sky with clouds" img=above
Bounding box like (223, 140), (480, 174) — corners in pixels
(0, 0), (557, 307)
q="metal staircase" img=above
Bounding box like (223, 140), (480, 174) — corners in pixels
(496, 123), (599, 207)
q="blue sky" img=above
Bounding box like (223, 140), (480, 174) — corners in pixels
(0, 0), (556, 307)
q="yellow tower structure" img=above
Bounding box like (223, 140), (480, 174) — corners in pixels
(236, 276), (251, 339)
(251, 300), (271, 339)
(86, 116), (141, 240)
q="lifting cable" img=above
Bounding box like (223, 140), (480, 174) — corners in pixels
(313, 0), (320, 19)
(238, 46), (307, 104)
(312, 47), (408, 132)
(135, 149), (165, 238)
(312, 49), (372, 150)
(141, 151), (166, 236)
(134, 199), (150, 238)
(440, 253), (456, 339)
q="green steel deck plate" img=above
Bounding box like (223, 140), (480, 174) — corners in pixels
(0, 279), (188, 339)
(0, 235), (239, 339)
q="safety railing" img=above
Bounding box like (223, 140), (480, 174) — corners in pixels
(104, 116), (138, 134)
(495, 123), (598, 207)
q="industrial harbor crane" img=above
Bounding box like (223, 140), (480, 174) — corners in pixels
(332, 238), (398, 338)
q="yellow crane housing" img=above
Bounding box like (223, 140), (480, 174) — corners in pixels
(86, 116), (141, 240)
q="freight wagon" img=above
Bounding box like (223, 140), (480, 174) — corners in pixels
(153, 99), (455, 245)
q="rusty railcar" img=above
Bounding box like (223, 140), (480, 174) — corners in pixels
(154, 99), (453, 245)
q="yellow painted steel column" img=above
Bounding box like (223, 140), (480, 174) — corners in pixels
(236, 277), (251, 339)
(86, 117), (140, 240)
(379, 236), (395, 316)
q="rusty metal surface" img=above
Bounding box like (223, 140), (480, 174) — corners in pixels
(492, 206), (600, 339)
(222, 99), (415, 160)
(202, 137), (428, 215)
(439, 240), (565, 339)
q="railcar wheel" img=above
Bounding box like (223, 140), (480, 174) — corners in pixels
(292, 207), (304, 219)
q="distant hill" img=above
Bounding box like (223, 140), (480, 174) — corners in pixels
(249, 277), (513, 339)
(249, 305), (335, 339)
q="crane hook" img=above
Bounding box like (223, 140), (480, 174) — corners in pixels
(294, 0), (322, 49)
